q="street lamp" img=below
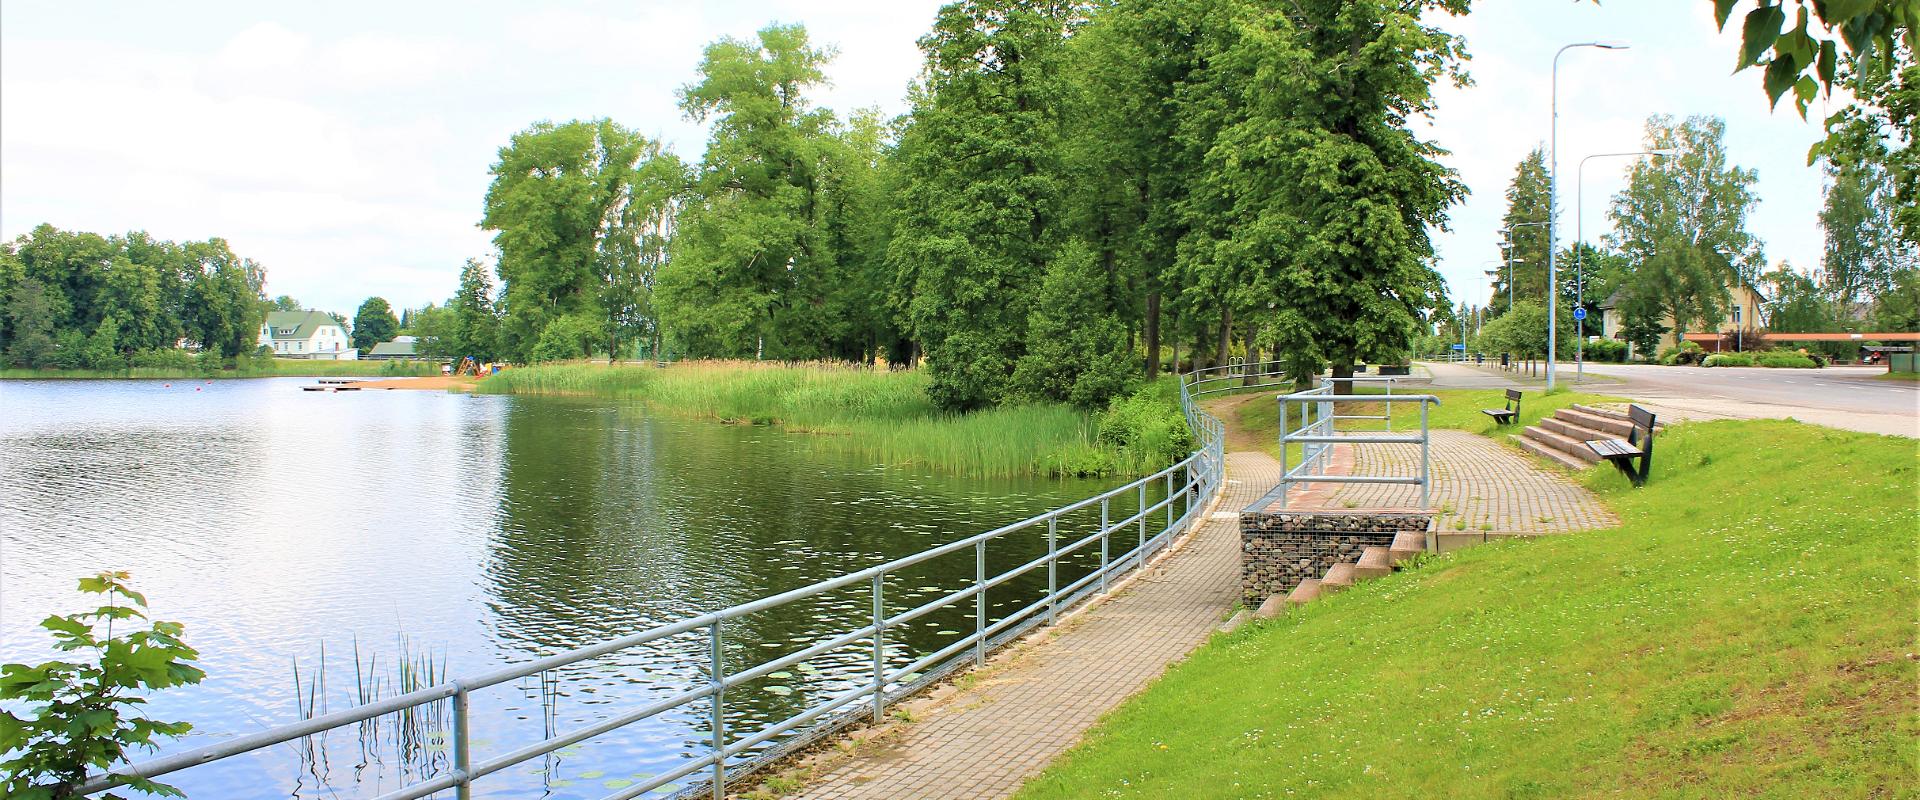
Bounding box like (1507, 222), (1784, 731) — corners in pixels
(1548, 40), (1628, 392)
(1573, 148), (1675, 382)
(1500, 221), (1546, 313)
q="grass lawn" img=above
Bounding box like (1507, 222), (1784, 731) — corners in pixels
(1873, 371), (1920, 382)
(0, 359), (437, 380)
(1014, 419), (1917, 799)
(478, 361), (1192, 478)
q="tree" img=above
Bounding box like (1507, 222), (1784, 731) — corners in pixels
(1210, 0), (1466, 389)
(270, 295), (302, 311)
(5, 278), (58, 369)
(351, 297), (399, 351)
(1492, 147), (1553, 312)
(892, 0), (1081, 410)
(1761, 261), (1834, 332)
(449, 258), (502, 361)
(1609, 115), (1765, 340)
(180, 239), (266, 358)
(483, 119), (662, 362)
(1711, 0), (1916, 114)
(1010, 240), (1136, 408)
(408, 303), (458, 359)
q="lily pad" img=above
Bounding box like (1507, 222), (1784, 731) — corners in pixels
(580, 770), (605, 779)
(768, 671), (793, 679)
(765, 685), (794, 696)
(605, 778), (635, 789)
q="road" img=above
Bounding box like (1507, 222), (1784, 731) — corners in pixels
(1418, 361), (1920, 438)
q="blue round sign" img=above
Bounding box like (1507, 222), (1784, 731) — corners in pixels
(1573, 307), (1588, 321)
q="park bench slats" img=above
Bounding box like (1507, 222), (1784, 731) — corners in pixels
(1481, 388), (1522, 425)
(1584, 404), (1658, 486)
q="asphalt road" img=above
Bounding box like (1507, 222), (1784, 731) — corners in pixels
(1567, 363), (1919, 438)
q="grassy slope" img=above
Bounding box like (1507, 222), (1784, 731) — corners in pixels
(1016, 420), (1917, 799)
(478, 361), (1189, 478)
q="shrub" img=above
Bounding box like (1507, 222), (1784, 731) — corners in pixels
(1657, 341), (1705, 366)
(1095, 380), (1194, 470)
(1582, 338), (1628, 363)
(129, 348), (196, 371)
(1757, 352), (1818, 368)
(1, 572), (203, 799)
(1702, 352), (1754, 367)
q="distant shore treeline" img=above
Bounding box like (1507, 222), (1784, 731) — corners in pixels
(0, 225), (269, 371)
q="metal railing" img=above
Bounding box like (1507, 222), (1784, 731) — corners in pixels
(73, 365), (1261, 800)
(1269, 376), (1441, 511)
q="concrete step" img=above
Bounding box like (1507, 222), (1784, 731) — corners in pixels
(1555, 408), (1633, 437)
(1515, 434), (1590, 471)
(1255, 593), (1289, 619)
(1522, 425), (1602, 463)
(1354, 546), (1393, 578)
(1320, 562), (1356, 592)
(1540, 416), (1614, 445)
(1572, 403), (1665, 429)
(1389, 531), (1427, 563)
(1286, 578), (1322, 606)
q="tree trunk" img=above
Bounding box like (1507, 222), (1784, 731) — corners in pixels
(1331, 361), (1354, 399)
(1215, 305), (1233, 370)
(1243, 323), (1261, 386)
(1144, 292), (1161, 378)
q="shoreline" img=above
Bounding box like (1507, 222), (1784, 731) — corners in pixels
(336, 375), (480, 391)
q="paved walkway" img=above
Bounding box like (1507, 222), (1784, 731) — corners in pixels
(788, 451), (1281, 800)
(1304, 430), (1617, 534)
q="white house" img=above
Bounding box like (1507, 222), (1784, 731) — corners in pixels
(259, 310), (357, 359)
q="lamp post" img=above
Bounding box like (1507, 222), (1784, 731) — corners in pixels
(1499, 222), (1546, 313)
(1574, 148), (1674, 382)
(1548, 40), (1628, 392)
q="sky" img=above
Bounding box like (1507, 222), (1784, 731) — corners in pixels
(1, 0), (1834, 317)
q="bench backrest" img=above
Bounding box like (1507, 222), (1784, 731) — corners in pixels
(1627, 404), (1657, 447)
(1504, 388), (1522, 409)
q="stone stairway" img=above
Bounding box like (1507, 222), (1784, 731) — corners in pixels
(1515, 404), (1658, 471)
(1271, 531), (1427, 610)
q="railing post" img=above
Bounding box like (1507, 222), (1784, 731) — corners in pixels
(1098, 497), (1110, 593)
(1277, 397), (1290, 508)
(974, 541), (987, 667)
(871, 575), (885, 722)
(1046, 515), (1058, 625)
(452, 684), (471, 800)
(1163, 470), (1174, 548)
(1385, 378), (1394, 432)
(1420, 400), (1432, 511)
(1136, 482), (1147, 567)
(708, 620), (726, 800)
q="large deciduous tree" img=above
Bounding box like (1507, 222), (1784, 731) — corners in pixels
(483, 119), (666, 362)
(1608, 114), (1765, 340)
(892, 0), (1082, 410)
(1210, 0), (1466, 388)
(351, 297), (399, 350)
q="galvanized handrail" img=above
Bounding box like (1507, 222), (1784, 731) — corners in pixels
(73, 364), (1267, 800)
(1268, 376), (1441, 512)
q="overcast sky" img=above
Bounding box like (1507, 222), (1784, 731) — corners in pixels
(1, 0), (1832, 317)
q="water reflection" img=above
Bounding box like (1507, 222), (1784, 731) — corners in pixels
(1, 380), (1132, 798)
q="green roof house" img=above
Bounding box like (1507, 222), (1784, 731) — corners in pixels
(258, 310), (356, 360)
(365, 337), (420, 360)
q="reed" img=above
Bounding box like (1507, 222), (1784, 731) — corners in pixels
(479, 362), (1190, 478)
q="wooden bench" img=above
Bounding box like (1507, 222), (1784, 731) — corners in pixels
(1585, 404), (1657, 486)
(1480, 389), (1522, 425)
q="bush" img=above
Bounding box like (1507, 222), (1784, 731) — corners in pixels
(1582, 338), (1628, 363)
(1, 572), (203, 798)
(1757, 352), (1818, 368)
(1094, 380), (1195, 471)
(1657, 341), (1705, 366)
(130, 348), (197, 371)
(1702, 352), (1754, 367)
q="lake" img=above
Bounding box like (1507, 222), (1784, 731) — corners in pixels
(0, 378), (1150, 798)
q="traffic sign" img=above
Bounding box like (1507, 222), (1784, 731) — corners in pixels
(1451, 343), (1466, 351)
(1573, 307), (1587, 321)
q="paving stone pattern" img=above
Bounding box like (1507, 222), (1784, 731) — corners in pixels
(789, 451), (1281, 800)
(1318, 429), (1618, 533)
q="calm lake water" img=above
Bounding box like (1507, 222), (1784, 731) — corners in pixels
(0, 378), (1151, 798)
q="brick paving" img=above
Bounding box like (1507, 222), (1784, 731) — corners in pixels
(788, 451), (1281, 800)
(1297, 430), (1617, 533)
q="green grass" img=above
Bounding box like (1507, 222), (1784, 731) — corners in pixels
(479, 361), (1189, 478)
(1015, 419), (1918, 799)
(1873, 371), (1919, 382)
(0, 359), (438, 380)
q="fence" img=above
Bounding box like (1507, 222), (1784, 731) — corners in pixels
(74, 365), (1282, 800)
(1264, 376), (1441, 514)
